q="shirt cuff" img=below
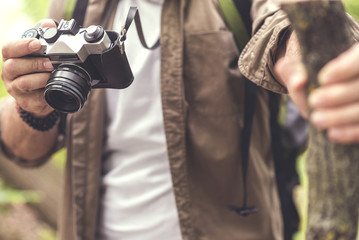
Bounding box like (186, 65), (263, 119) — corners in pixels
(238, 10), (291, 94)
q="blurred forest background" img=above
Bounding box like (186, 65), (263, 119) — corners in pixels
(0, 0), (358, 239)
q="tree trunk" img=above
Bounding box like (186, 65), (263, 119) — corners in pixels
(281, 1), (359, 239)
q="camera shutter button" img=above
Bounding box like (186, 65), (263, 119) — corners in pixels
(43, 28), (60, 43)
(84, 26), (104, 43)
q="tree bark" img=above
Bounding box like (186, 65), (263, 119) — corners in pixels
(282, 1), (359, 239)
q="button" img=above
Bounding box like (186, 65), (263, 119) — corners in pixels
(86, 26), (98, 37)
(43, 28), (60, 43)
(22, 28), (40, 39)
(84, 26), (104, 43)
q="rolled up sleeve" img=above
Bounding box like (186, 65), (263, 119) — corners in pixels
(238, 0), (291, 94)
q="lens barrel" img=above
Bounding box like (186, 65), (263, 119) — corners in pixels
(44, 64), (91, 113)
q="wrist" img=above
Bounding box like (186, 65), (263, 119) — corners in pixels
(15, 103), (60, 131)
(275, 28), (295, 62)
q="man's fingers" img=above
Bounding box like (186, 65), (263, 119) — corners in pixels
(310, 102), (359, 130)
(5, 73), (51, 97)
(37, 19), (57, 28)
(318, 44), (359, 85)
(16, 90), (52, 115)
(328, 125), (359, 144)
(309, 76), (359, 108)
(2, 57), (53, 81)
(13, 73), (51, 93)
(2, 38), (41, 60)
(1, 19), (56, 61)
(0, 18), (56, 118)
(275, 57), (309, 117)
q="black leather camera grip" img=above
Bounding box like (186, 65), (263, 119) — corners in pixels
(89, 31), (134, 89)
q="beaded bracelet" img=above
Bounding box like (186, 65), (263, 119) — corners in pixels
(16, 104), (59, 131)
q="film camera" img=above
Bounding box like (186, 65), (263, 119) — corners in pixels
(22, 19), (134, 113)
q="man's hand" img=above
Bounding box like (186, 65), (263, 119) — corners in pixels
(0, 19), (59, 162)
(275, 32), (359, 144)
(1, 19), (56, 118)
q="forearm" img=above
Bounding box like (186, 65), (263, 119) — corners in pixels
(0, 96), (59, 162)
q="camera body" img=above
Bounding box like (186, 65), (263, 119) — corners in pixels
(22, 19), (134, 113)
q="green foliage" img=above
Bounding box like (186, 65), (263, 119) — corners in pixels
(0, 178), (40, 206)
(37, 226), (57, 240)
(292, 153), (308, 240)
(0, 66), (7, 98)
(344, 0), (359, 21)
(64, 0), (77, 20)
(51, 148), (67, 170)
(20, 0), (50, 22)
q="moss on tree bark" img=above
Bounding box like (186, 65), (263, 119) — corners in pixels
(282, 1), (359, 239)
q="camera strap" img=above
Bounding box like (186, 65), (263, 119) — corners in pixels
(73, 0), (160, 50)
(120, 6), (160, 50)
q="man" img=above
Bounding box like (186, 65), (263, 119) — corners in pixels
(1, 0), (358, 239)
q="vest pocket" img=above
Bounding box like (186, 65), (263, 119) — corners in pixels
(183, 30), (245, 116)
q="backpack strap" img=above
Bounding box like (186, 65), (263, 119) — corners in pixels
(218, 0), (259, 216)
(71, 0), (116, 27)
(232, 0), (252, 35)
(218, 0), (251, 52)
(72, 0), (89, 25)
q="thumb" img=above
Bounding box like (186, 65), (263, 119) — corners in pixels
(35, 19), (57, 29)
(275, 57), (309, 118)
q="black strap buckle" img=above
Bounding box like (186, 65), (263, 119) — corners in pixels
(228, 205), (259, 217)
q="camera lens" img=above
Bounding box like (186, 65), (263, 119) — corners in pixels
(44, 64), (91, 113)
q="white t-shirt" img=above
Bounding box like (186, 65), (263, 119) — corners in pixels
(98, 1), (182, 239)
